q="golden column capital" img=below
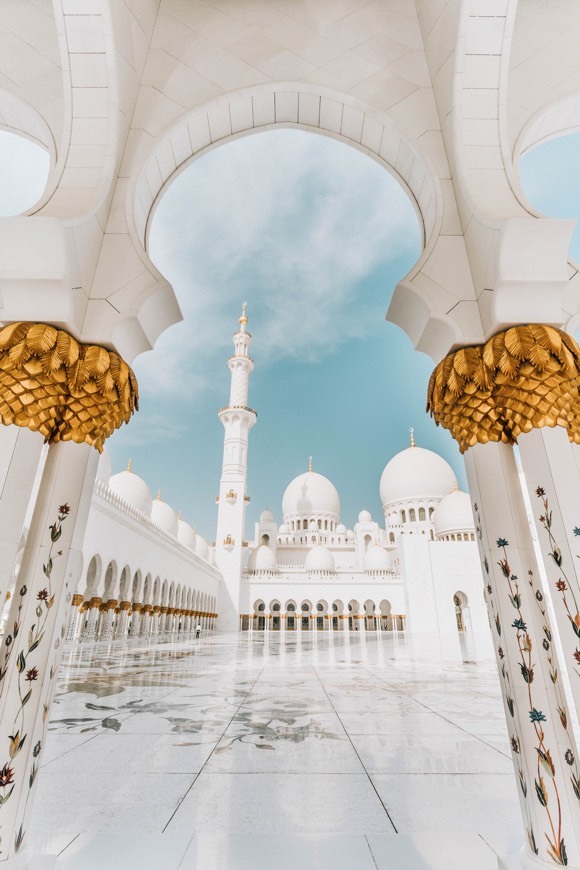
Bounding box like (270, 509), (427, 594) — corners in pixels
(427, 324), (580, 452)
(71, 594), (83, 607)
(0, 321), (138, 451)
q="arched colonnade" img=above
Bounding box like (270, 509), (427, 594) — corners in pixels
(242, 598), (405, 633)
(66, 555), (217, 642)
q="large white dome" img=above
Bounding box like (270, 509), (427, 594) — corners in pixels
(380, 446), (456, 507)
(305, 545), (335, 573)
(282, 471), (340, 521)
(433, 490), (475, 538)
(108, 468), (152, 516)
(151, 496), (178, 536)
(247, 545), (278, 571)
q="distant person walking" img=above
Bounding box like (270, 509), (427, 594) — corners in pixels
(195, 623), (202, 639)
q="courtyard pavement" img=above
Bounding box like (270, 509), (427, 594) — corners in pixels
(28, 631), (523, 869)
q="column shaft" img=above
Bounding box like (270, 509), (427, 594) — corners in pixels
(0, 440), (97, 861)
(0, 429), (44, 610)
(466, 442), (580, 866)
(519, 427), (580, 717)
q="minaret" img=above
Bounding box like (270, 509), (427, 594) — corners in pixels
(215, 303), (257, 631)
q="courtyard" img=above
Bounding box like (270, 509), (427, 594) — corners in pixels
(28, 632), (521, 869)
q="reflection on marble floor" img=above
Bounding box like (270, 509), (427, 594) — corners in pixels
(28, 632), (523, 869)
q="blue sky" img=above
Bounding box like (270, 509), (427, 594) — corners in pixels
(0, 128), (576, 539)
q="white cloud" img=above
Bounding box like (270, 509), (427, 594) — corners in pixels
(136, 129), (420, 398)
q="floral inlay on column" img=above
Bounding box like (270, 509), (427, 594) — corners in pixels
(497, 538), (571, 865)
(0, 504), (69, 855)
(536, 488), (580, 670)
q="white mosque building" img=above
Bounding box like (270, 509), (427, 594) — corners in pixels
(61, 306), (490, 656)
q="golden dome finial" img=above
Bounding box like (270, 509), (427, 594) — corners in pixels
(156, 489), (161, 500)
(409, 427), (416, 448)
(239, 301), (248, 328)
(126, 458), (132, 472)
(308, 455), (313, 472)
(178, 510), (182, 520)
(453, 479), (458, 492)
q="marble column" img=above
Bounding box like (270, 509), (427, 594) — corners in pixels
(64, 594), (83, 643)
(151, 605), (161, 636)
(100, 601), (117, 641)
(140, 605), (152, 637)
(465, 441), (580, 867)
(81, 597), (101, 640)
(0, 428), (44, 609)
(0, 439), (98, 862)
(116, 602), (131, 639)
(518, 427), (580, 718)
(130, 604), (143, 637)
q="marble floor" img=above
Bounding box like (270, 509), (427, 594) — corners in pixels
(27, 631), (524, 869)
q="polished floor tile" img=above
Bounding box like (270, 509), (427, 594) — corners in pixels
(25, 632), (526, 868)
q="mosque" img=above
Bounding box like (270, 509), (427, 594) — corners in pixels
(66, 306), (490, 658)
(3, 1), (580, 866)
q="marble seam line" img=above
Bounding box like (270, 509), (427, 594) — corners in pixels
(359, 664), (511, 759)
(162, 662), (265, 832)
(312, 664), (399, 833)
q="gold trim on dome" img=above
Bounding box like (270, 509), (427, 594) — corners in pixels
(0, 322), (138, 451)
(427, 324), (580, 452)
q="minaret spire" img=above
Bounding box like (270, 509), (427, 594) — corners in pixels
(215, 304), (257, 631)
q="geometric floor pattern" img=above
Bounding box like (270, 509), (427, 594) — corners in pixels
(28, 632), (523, 868)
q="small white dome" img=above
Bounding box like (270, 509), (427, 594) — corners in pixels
(433, 489), (475, 538)
(364, 544), (390, 571)
(278, 523), (288, 534)
(247, 544), (278, 571)
(96, 448), (111, 483)
(347, 529), (355, 539)
(260, 509), (274, 522)
(336, 523), (347, 534)
(151, 496), (178, 536)
(177, 519), (196, 551)
(358, 509), (372, 522)
(282, 471), (340, 521)
(380, 446), (456, 507)
(195, 535), (209, 560)
(305, 545), (335, 573)
(108, 468), (152, 516)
